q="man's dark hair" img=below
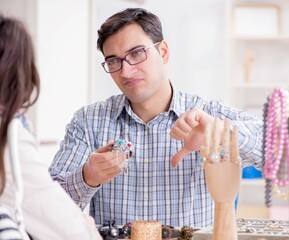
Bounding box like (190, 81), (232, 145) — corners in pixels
(97, 8), (163, 54)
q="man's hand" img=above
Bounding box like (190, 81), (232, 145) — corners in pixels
(170, 109), (215, 167)
(83, 140), (127, 187)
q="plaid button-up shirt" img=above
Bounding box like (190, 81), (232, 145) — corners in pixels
(49, 86), (263, 227)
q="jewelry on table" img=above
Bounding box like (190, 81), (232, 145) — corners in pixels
(179, 225), (198, 240)
(161, 225), (181, 239)
(236, 218), (289, 237)
(103, 221), (197, 240)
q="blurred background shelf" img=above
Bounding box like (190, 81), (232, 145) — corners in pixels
(226, 0), (289, 118)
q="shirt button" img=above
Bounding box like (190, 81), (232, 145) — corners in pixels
(144, 193), (149, 200)
(144, 159), (149, 164)
(77, 190), (82, 197)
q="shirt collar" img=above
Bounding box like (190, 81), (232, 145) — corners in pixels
(113, 81), (184, 120)
(113, 94), (129, 120)
(168, 82), (183, 117)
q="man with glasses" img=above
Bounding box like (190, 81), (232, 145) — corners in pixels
(49, 8), (263, 227)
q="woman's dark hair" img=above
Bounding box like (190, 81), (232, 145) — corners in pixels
(97, 8), (164, 53)
(0, 15), (40, 195)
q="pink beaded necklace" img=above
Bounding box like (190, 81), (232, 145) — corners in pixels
(263, 88), (289, 187)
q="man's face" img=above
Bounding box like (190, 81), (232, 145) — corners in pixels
(102, 23), (169, 105)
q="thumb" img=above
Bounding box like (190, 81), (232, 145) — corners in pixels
(95, 140), (114, 153)
(171, 148), (190, 168)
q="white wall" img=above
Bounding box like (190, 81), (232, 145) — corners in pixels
(0, 0), (90, 143)
(36, 0), (89, 143)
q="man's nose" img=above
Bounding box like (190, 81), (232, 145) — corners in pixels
(120, 59), (136, 77)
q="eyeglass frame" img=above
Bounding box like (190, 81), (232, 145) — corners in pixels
(101, 42), (160, 73)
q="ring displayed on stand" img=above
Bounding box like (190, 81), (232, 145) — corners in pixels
(198, 118), (241, 166)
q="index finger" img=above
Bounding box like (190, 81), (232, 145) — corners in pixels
(171, 148), (191, 168)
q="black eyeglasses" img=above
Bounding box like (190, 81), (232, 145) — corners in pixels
(101, 42), (160, 73)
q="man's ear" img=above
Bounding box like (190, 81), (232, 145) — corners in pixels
(159, 40), (169, 64)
